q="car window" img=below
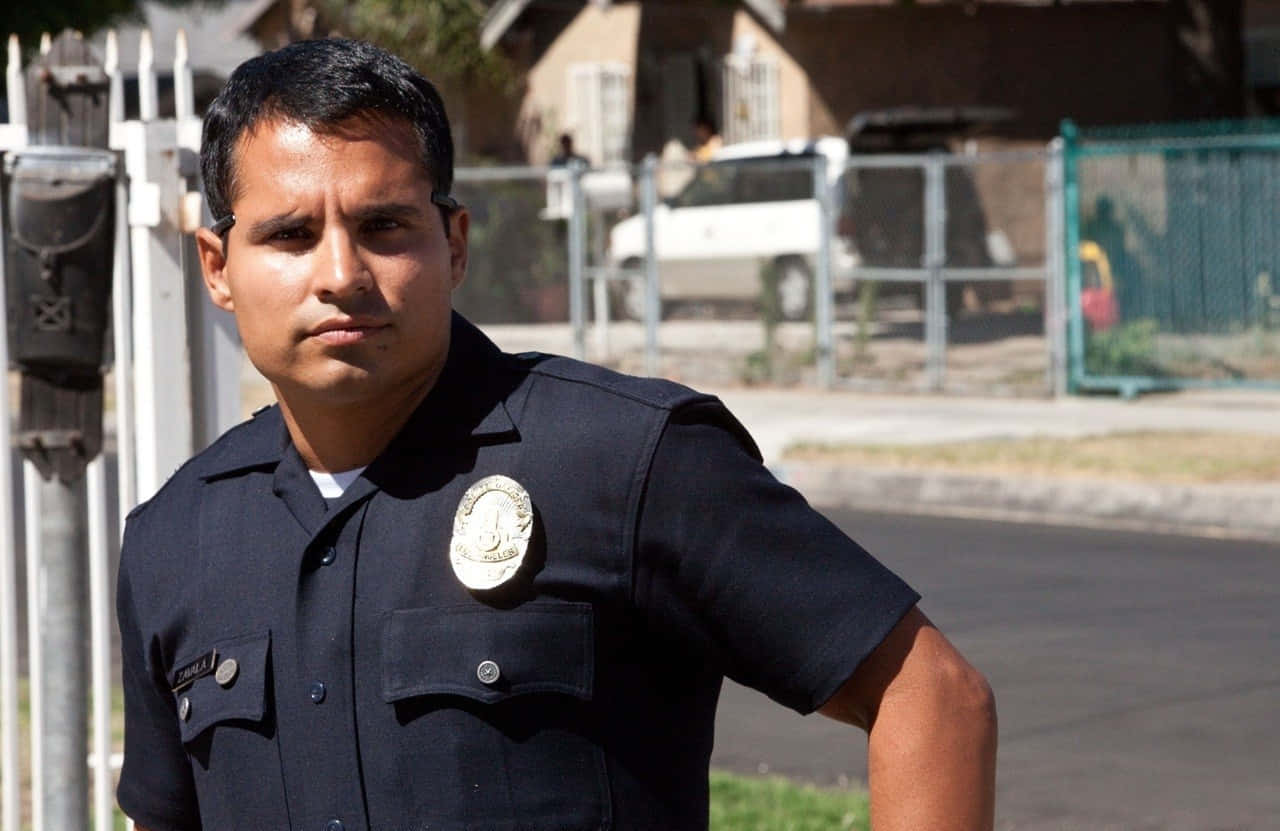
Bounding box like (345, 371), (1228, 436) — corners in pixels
(672, 163), (737, 207)
(734, 158), (815, 204)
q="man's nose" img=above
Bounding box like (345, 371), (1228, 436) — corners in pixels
(314, 227), (372, 297)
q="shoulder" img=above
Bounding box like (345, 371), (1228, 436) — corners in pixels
(124, 407), (280, 529)
(519, 352), (714, 413)
(512, 352), (761, 460)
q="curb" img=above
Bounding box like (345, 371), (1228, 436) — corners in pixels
(775, 463), (1280, 543)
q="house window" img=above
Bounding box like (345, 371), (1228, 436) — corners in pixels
(566, 62), (632, 166)
(721, 54), (780, 144)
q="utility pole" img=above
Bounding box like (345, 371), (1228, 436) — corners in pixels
(2, 31), (116, 831)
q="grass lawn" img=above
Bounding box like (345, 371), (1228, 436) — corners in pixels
(709, 770), (869, 831)
(785, 430), (1280, 485)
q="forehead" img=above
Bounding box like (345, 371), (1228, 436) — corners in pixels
(229, 115), (431, 205)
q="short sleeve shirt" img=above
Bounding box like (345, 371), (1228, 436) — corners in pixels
(116, 314), (919, 831)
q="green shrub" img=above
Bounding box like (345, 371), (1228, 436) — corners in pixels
(1085, 318), (1164, 376)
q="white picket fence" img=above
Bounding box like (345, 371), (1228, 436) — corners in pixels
(0, 28), (242, 831)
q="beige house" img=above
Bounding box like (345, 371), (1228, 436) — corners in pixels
(482, 0), (1253, 166)
(234, 0), (1252, 166)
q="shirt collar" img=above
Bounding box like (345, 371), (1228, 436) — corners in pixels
(194, 312), (521, 480)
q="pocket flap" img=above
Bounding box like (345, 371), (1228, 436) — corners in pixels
(381, 602), (593, 705)
(170, 630), (271, 743)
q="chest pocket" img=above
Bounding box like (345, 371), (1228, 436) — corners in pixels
(169, 630), (286, 828)
(172, 631), (271, 742)
(379, 601), (610, 830)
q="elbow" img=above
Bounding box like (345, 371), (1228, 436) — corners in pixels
(933, 652), (998, 754)
(954, 658), (997, 727)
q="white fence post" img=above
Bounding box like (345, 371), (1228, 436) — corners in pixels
(176, 34), (241, 450)
(123, 118), (194, 499)
(137, 29), (157, 122)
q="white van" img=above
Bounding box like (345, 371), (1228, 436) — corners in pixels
(606, 137), (856, 320)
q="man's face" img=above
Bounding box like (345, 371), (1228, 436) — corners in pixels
(196, 115), (468, 410)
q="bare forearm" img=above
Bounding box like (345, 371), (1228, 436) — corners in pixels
(820, 607), (997, 831)
(865, 654), (997, 830)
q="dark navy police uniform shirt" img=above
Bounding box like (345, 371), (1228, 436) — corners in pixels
(117, 314), (919, 831)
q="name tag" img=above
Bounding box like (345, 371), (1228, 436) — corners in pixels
(171, 649), (218, 692)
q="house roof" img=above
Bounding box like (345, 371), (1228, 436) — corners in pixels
(479, 0), (785, 51)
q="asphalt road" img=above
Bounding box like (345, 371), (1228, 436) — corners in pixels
(710, 509), (1280, 830)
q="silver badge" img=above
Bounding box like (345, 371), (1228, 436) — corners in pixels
(450, 475), (534, 590)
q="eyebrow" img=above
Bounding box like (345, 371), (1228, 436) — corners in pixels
(246, 212), (309, 241)
(245, 202), (430, 240)
(350, 202), (426, 223)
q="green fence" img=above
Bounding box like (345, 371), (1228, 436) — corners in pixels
(1063, 119), (1280, 395)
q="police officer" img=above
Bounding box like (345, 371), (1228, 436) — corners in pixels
(117, 39), (996, 831)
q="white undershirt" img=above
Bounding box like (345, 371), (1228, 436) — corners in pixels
(308, 466), (367, 499)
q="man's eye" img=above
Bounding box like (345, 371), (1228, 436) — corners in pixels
(364, 217), (403, 233)
(269, 227), (311, 242)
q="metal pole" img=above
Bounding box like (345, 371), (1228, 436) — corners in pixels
(1061, 121), (1084, 393)
(924, 156), (947, 391)
(1044, 139), (1068, 397)
(641, 155), (659, 376)
(591, 207), (610, 360)
(86, 458), (112, 831)
(23, 463), (44, 831)
(567, 160), (586, 361)
(0, 140), (21, 831)
(37, 475), (88, 831)
(112, 148), (136, 517)
(812, 155), (834, 388)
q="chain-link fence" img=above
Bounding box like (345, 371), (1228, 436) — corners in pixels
(456, 145), (1061, 396)
(1065, 120), (1280, 395)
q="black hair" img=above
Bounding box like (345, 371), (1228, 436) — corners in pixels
(200, 38), (454, 222)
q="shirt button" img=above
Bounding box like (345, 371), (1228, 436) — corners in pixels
(178, 697), (191, 721)
(320, 546), (337, 566)
(309, 680), (327, 704)
(326, 820), (344, 831)
(476, 660), (501, 685)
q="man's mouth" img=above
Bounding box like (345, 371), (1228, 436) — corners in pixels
(309, 317), (388, 345)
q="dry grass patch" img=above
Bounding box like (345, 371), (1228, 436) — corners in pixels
(784, 431), (1280, 484)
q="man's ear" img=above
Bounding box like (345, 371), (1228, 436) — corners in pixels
(447, 206), (470, 290)
(195, 227), (235, 312)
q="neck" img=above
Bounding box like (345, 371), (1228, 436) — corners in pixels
(275, 372), (439, 472)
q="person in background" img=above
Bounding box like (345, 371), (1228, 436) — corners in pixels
(550, 131), (589, 167)
(692, 115), (723, 163)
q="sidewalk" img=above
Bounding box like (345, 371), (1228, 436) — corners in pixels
(706, 386), (1280, 542)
